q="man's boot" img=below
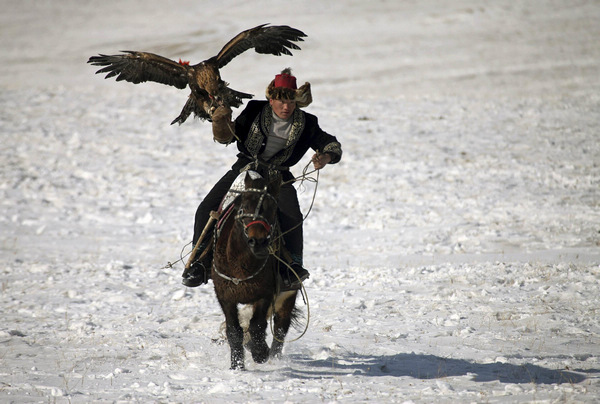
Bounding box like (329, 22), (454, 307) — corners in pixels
(182, 242), (213, 287)
(279, 253), (309, 291)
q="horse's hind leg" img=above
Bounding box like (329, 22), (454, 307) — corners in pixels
(270, 291), (298, 358)
(247, 298), (271, 364)
(219, 300), (245, 370)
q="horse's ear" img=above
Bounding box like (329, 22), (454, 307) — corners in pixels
(268, 174), (282, 197)
(244, 171), (253, 189)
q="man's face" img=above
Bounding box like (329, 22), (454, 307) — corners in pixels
(270, 98), (296, 120)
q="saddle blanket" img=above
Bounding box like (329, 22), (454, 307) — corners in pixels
(219, 170), (263, 213)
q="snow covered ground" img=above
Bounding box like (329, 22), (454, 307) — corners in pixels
(1, 0), (599, 402)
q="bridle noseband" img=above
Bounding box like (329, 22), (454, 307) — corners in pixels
(234, 185), (277, 240)
(244, 220), (272, 233)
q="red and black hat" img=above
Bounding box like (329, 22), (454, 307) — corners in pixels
(266, 68), (312, 107)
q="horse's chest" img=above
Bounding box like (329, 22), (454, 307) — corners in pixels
(213, 278), (274, 304)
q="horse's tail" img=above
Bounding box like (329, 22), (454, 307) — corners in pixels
(289, 304), (303, 331)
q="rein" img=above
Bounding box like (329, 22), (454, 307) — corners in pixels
(163, 158), (320, 273)
(162, 158), (320, 274)
(163, 163), (319, 344)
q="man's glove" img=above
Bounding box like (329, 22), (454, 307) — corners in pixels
(211, 106), (234, 144)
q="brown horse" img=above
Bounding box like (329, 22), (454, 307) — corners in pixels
(211, 171), (298, 370)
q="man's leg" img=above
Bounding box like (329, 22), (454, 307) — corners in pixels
(192, 170), (239, 244)
(277, 182), (309, 290)
(183, 170), (239, 287)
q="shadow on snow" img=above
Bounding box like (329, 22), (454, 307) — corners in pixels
(284, 352), (596, 384)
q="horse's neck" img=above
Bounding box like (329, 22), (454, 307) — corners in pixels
(218, 216), (255, 267)
(226, 223), (246, 260)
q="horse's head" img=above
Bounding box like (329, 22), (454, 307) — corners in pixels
(235, 172), (280, 259)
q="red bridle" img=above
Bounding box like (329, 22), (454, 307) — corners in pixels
(244, 220), (272, 233)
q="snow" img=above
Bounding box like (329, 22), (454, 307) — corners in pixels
(1, 0), (599, 402)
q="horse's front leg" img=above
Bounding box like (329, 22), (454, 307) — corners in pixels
(247, 298), (271, 364)
(270, 291), (298, 358)
(219, 299), (245, 370)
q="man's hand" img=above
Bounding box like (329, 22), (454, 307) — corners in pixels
(311, 152), (332, 170)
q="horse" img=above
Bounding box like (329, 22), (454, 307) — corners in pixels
(211, 171), (298, 370)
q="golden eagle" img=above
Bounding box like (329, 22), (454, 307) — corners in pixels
(88, 24), (306, 125)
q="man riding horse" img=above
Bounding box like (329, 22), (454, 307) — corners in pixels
(182, 68), (342, 290)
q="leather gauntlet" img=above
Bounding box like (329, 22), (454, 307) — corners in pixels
(211, 106), (235, 144)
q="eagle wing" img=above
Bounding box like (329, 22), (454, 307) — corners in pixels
(213, 24), (306, 69)
(88, 51), (189, 89)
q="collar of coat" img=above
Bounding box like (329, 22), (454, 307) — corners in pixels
(244, 104), (306, 166)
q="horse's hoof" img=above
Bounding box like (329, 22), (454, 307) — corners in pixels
(248, 340), (270, 364)
(253, 353), (269, 364)
(270, 344), (283, 359)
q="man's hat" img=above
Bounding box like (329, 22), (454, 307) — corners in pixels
(266, 68), (312, 108)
